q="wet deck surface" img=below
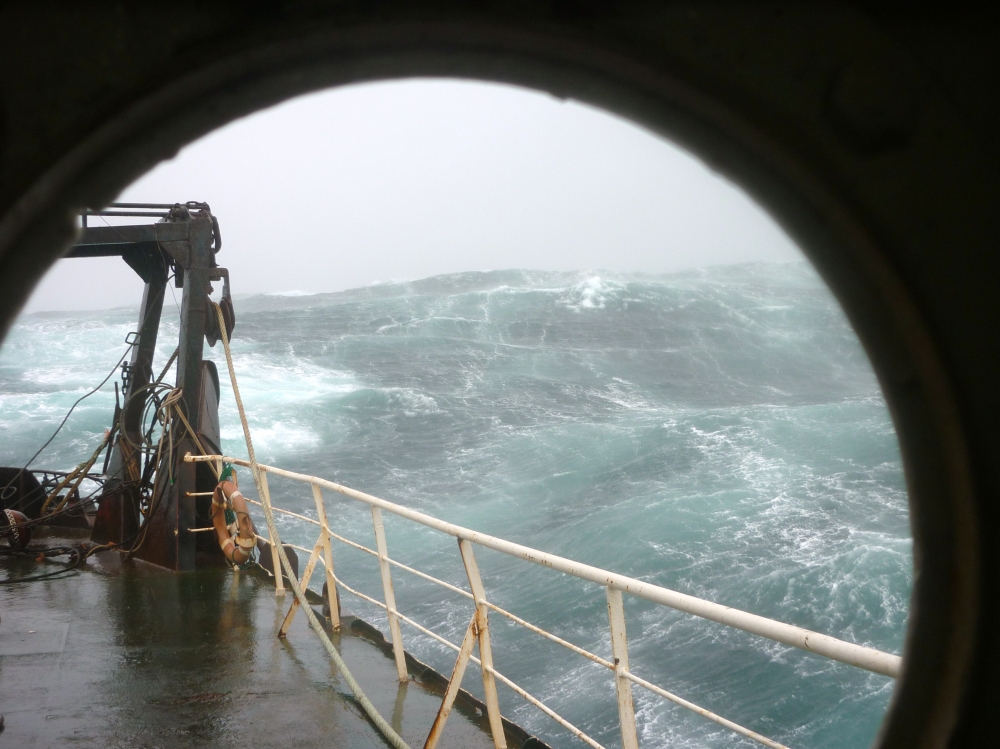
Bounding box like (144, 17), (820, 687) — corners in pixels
(0, 535), (502, 748)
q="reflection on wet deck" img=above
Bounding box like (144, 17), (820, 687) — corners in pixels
(0, 538), (504, 748)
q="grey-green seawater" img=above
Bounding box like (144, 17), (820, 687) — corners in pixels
(0, 262), (910, 749)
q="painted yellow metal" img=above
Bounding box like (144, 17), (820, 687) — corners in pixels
(606, 587), (638, 749)
(312, 484), (341, 629)
(458, 539), (507, 749)
(189, 452), (904, 749)
(191, 454), (901, 679)
(372, 506), (409, 682)
(279, 537), (324, 636)
(424, 613), (480, 749)
(258, 471), (284, 597)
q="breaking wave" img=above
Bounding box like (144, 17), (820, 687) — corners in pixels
(0, 262), (909, 749)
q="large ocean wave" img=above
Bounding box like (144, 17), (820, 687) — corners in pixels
(0, 262), (910, 749)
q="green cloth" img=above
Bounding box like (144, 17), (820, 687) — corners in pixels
(219, 462), (235, 483)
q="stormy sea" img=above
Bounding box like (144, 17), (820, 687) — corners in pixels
(0, 262), (910, 749)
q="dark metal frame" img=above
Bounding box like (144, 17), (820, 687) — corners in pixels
(0, 4), (997, 747)
(74, 203), (225, 571)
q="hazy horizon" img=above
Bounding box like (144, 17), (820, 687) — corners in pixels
(21, 78), (801, 314)
(18, 261), (807, 316)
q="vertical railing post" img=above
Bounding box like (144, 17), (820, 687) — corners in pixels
(424, 612), (479, 749)
(459, 538), (508, 749)
(278, 537), (324, 637)
(607, 586), (639, 749)
(371, 506), (408, 681)
(259, 471), (284, 596)
(312, 484), (340, 629)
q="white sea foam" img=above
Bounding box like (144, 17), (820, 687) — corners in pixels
(383, 388), (441, 416)
(222, 421), (321, 453)
(0, 264), (909, 749)
(558, 275), (625, 311)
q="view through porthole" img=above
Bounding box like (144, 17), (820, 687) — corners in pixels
(0, 80), (910, 749)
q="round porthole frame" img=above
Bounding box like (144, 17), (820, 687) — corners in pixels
(1, 7), (995, 749)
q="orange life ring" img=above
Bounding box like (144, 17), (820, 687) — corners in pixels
(211, 478), (256, 565)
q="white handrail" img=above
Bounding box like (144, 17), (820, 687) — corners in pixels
(325, 540), (795, 749)
(294, 528), (796, 749)
(187, 453), (902, 680)
(222, 455), (877, 749)
(330, 568), (608, 749)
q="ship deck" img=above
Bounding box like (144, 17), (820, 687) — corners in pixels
(0, 530), (506, 749)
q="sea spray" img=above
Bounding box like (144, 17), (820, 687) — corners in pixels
(0, 262), (910, 749)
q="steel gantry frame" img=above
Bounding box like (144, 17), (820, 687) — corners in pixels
(69, 202), (231, 571)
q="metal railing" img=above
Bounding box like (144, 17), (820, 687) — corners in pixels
(186, 453), (902, 749)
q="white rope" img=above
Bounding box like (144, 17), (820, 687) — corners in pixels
(213, 303), (411, 749)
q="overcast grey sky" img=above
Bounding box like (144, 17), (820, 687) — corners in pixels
(24, 78), (801, 312)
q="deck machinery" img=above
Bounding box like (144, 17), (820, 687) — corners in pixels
(1, 202), (248, 572)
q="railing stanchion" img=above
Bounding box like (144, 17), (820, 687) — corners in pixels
(424, 611), (480, 749)
(372, 506), (409, 681)
(259, 471), (284, 596)
(459, 539), (508, 749)
(279, 537), (324, 636)
(313, 484), (341, 628)
(607, 586), (639, 749)
(187, 453), (902, 749)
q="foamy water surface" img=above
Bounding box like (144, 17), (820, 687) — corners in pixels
(0, 263), (910, 749)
